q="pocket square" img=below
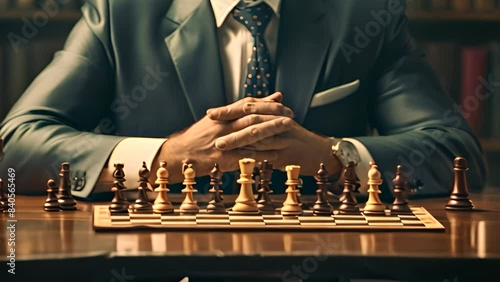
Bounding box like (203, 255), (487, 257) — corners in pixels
(309, 79), (360, 108)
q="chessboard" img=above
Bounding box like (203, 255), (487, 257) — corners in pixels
(92, 205), (445, 232)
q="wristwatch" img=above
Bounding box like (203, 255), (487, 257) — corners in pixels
(331, 139), (361, 168)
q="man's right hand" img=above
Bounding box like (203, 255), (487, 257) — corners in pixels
(154, 93), (294, 183)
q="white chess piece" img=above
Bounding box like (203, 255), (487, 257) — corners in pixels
(363, 162), (386, 215)
(152, 161), (174, 214)
(179, 163), (199, 213)
(281, 165), (303, 216)
(232, 158), (259, 213)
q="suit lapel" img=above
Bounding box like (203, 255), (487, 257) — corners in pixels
(165, 0), (226, 121)
(275, 1), (348, 124)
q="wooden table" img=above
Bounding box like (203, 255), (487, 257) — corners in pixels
(1, 189), (499, 282)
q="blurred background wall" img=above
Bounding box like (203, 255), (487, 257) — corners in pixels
(0, 0), (499, 186)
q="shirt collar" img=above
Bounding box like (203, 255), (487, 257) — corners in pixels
(210, 0), (281, 28)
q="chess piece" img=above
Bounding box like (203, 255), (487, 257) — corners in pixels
(312, 163), (334, 215)
(257, 160), (275, 214)
(131, 162), (153, 213)
(363, 162), (386, 215)
(445, 157), (474, 211)
(109, 163), (130, 213)
(57, 162), (77, 210)
(179, 163), (200, 213)
(253, 165), (261, 201)
(0, 178), (8, 211)
(281, 165), (303, 216)
(233, 158), (259, 213)
(44, 179), (60, 212)
(206, 163), (226, 213)
(391, 165), (412, 214)
(152, 161), (174, 214)
(338, 162), (361, 215)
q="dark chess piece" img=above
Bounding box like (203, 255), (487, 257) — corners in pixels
(109, 163), (130, 213)
(57, 162), (77, 210)
(0, 178), (7, 211)
(253, 165), (261, 201)
(390, 165), (412, 214)
(313, 163), (334, 215)
(44, 179), (60, 212)
(257, 160), (275, 214)
(338, 161), (361, 215)
(206, 163), (226, 213)
(445, 157), (474, 211)
(131, 162), (153, 213)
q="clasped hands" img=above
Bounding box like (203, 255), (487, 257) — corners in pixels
(159, 92), (341, 183)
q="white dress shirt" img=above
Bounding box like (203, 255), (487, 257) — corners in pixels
(96, 0), (374, 194)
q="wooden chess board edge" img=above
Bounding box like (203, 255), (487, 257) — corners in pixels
(92, 205), (445, 232)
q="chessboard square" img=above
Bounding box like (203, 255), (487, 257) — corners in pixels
(334, 215), (366, 220)
(300, 222), (337, 227)
(161, 215), (196, 221)
(264, 220), (300, 225)
(161, 221), (197, 225)
(401, 220), (426, 226)
(196, 219), (231, 225)
(196, 214), (230, 220)
(335, 220), (369, 225)
(398, 215), (419, 220)
(229, 215), (264, 222)
(368, 222), (404, 226)
(111, 215), (130, 222)
(130, 219), (160, 225)
(230, 221), (265, 226)
(298, 216), (334, 223)
(364, 216), (401, 222)
(130, 213), (161, 220)
(262, 214), (283, 220)
(111, 221), (132, 226)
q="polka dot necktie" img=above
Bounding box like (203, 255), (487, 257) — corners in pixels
(232, 1), (274, 97)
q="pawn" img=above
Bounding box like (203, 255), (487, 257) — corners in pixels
(312, 163), (334, 215)
(363, 162), (386, 215)
(44, 179), (60, 212)
(391, 165), (412, 214)
(206, 163), (226, 213)
(131, 162), (153, 213)
(109, 163), (129, 213)
(179, 163), (199, 213)
(153, 161), (174, 214)
(338, 162), (361, 215)
(445, 157), (474, 211)
(57, 162), (77, 211)
(0, 178), (7, 211)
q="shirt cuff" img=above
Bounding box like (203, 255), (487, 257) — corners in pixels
(342, 137), (375, 194)
(95, 137), (167, 192)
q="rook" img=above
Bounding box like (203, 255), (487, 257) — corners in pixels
(445, 157), (474, 211)
(57, 162), (77, 210)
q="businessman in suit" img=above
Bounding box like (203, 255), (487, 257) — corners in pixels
(0, 0), (486, 200)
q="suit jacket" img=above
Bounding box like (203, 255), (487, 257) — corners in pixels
(0, 0), (487, 200)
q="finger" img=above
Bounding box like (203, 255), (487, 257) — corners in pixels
(215, 117), (293, 151)
(242, 136), (291, 151)
(224, 149), (279, 163)
(230, 114), (283, 131)
(262, 92), (283, 103)
(208, 100), (294, 121)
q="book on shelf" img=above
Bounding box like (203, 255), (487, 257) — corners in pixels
(460, 46), (488, 137)
(490, 43), (500, 138)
